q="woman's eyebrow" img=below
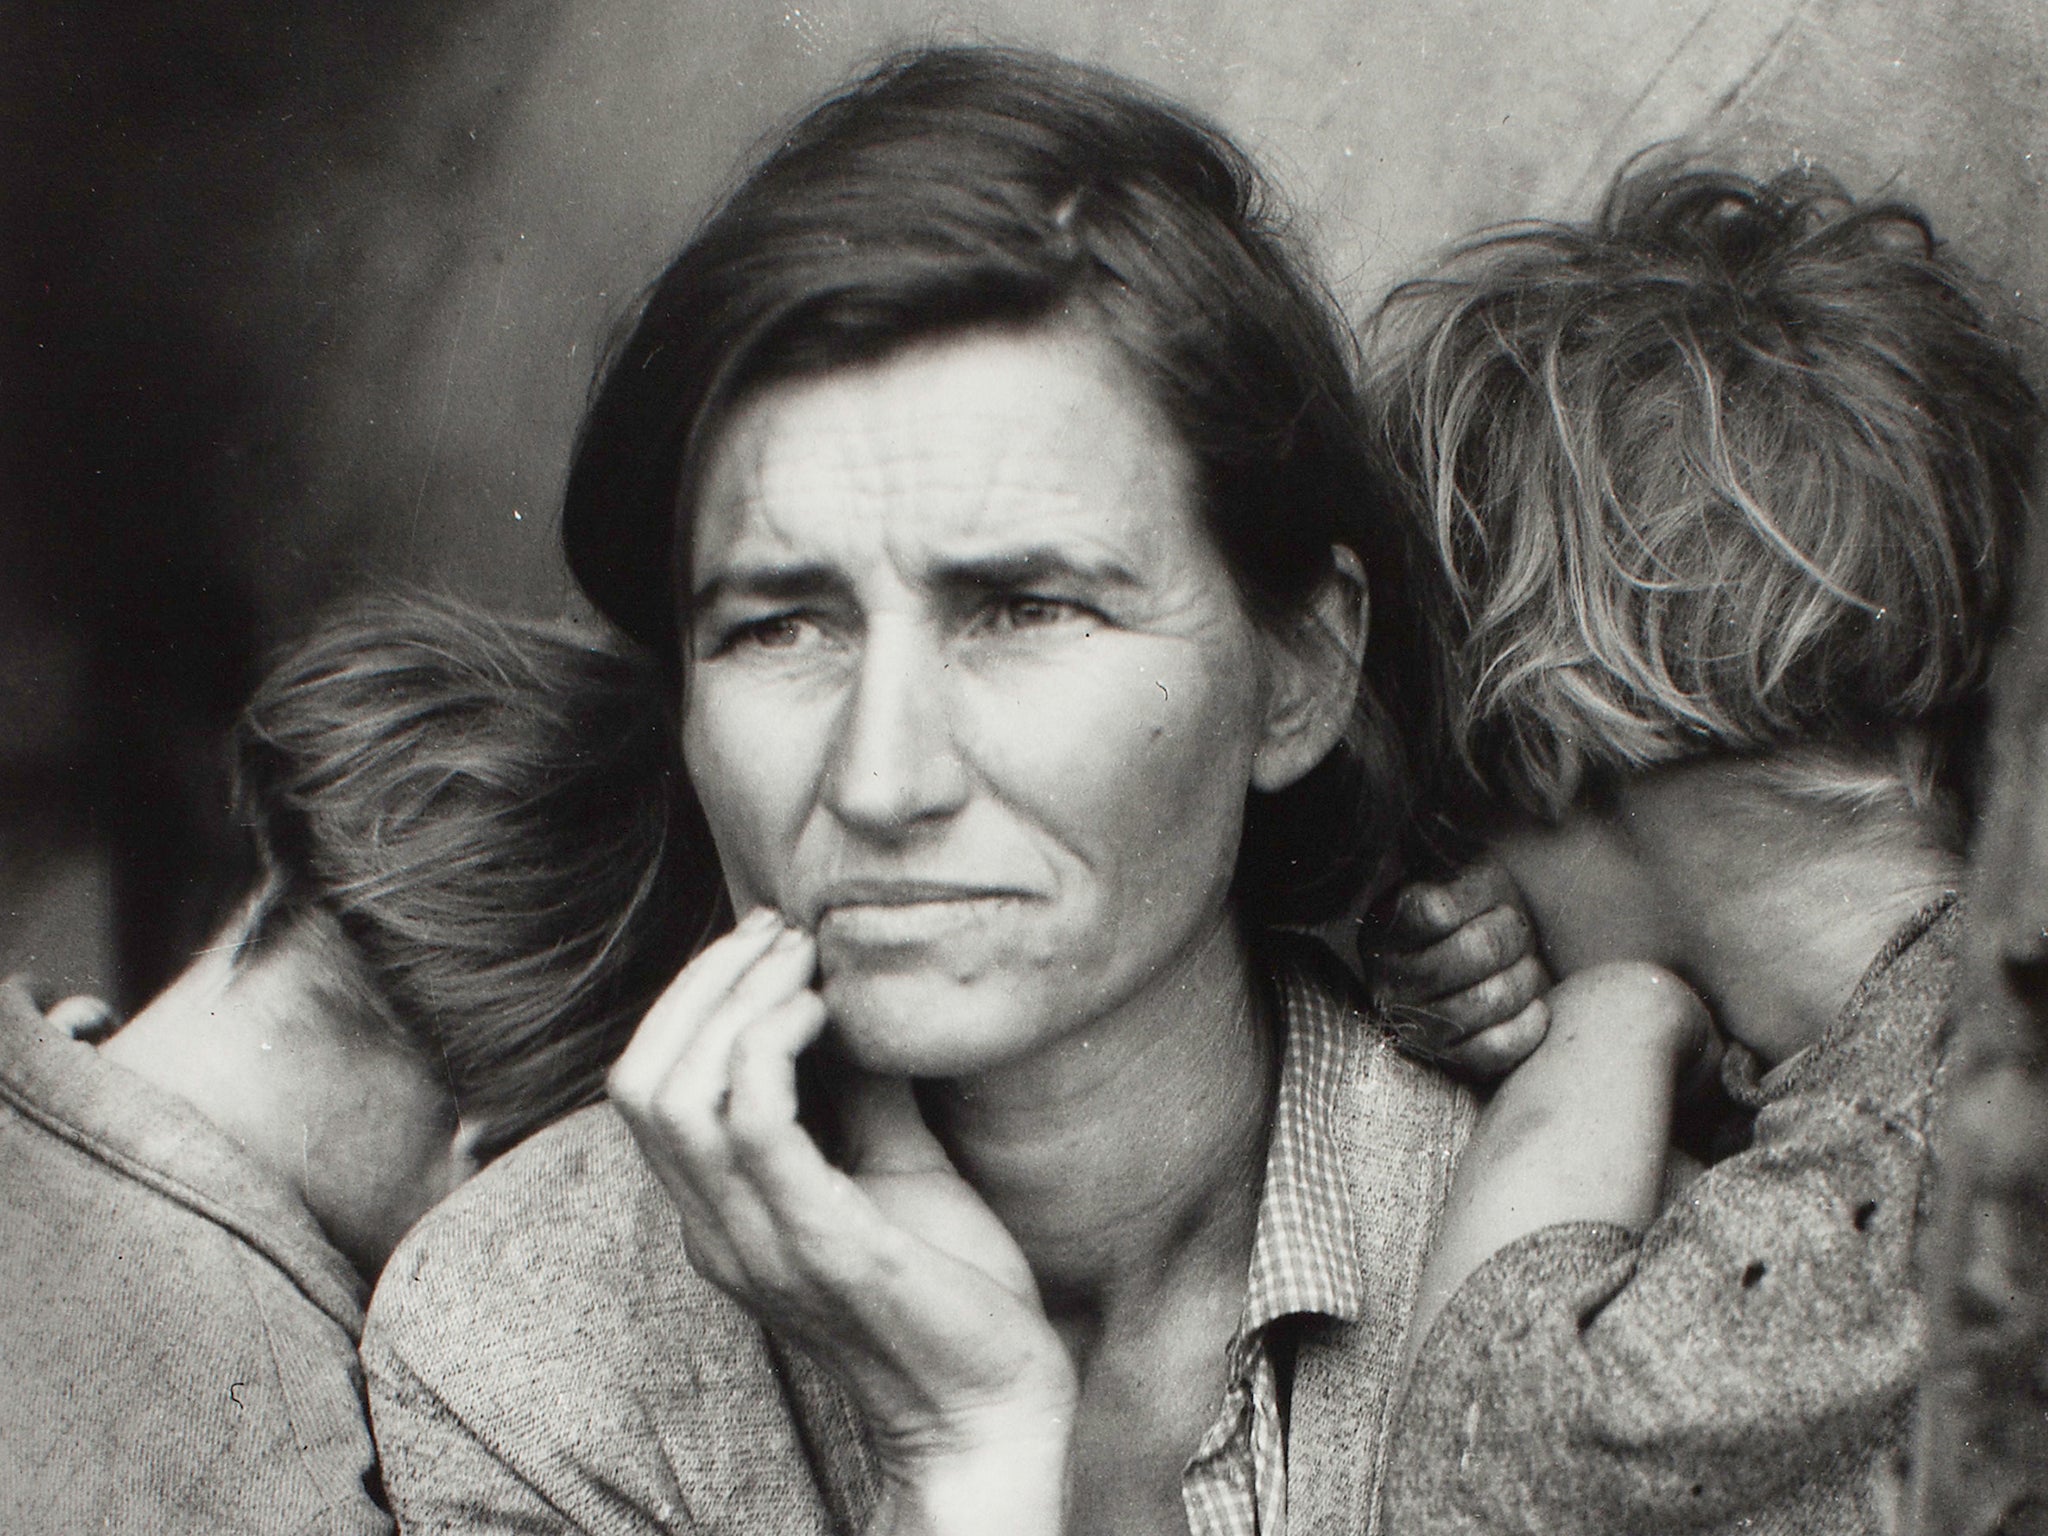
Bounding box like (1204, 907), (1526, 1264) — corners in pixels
(692, 562), (848, 608)
(936, 549), (1142, 593)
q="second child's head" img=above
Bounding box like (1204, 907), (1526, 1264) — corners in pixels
(231, 596), (705, 1169)
(1373, 161), (2039, 834)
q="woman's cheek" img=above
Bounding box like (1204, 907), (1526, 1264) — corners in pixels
(985, 635), (1261, 862)
(683, 682), (816, 910)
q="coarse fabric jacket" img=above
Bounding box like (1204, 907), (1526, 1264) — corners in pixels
(1383, 895), (1962, 1536)
(0, 979), (391, 1536)
(363, 939), (1475, 1535)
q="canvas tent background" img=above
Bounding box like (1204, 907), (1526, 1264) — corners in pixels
(6, 0), (2044, 1004)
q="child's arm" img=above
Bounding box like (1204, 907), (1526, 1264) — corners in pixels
(1404, 962), (1711, 1370)
(1384, 918), (1950, 1534)
(1366, 861), (1553, 1077)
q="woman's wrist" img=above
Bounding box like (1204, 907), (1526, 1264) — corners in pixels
(869, 1387), (1076, 1536)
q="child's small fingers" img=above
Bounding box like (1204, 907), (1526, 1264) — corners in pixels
(1379, 903), (1538, 1002)
(1382, 954), (1549, 1049)
(1388, 862), (1522, 944)
(1386, 882), (1466, 945)
(1439, 998), (1551, 1079)
(1432, 953), (1550, 1034)
(44, 995), (119, 1039)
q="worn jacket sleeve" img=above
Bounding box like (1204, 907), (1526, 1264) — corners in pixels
(1383, 907), (1954, 1534)
(362, 1228), (707, 1536)
(364, 1322), (632, 1536)
(363, 1105), (864, 1536)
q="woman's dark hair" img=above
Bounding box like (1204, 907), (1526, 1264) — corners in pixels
(234, 595), (708, 1163)
(561, 45), (1450, 922)
(1372, 160), (2040, 824)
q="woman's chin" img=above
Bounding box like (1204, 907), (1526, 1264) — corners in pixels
(819, 968), (1051, 1080)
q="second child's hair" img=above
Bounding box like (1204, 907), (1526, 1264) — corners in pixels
(233, 596), (709, 1163)
(1373, 160), (2039, 822)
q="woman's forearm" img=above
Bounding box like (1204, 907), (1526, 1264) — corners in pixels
(1405, 962), (1709, 1367)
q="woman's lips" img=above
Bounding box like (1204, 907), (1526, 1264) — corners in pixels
(812, 886), (1031, 947)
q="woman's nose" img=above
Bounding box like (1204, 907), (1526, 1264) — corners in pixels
(821, 621), (971, 838)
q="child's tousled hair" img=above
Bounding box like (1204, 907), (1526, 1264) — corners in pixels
(232, 595), (709, 1163)
(1372, 158), (2040, 825)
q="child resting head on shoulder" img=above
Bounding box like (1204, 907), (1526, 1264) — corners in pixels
(1361, 159), (2039, 1534)
(0, 594), (707, 1534)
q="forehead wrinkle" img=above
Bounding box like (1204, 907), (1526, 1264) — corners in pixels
(875, 382), (1193, 588)
(696, 328), (1202, 598)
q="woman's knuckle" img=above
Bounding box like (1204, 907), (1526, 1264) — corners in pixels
(702, 1251), (755, 1299)
(647, 1089), (726, 1161)
(723, 1099), (784, 1161)
(723, 1030), (767, 1083)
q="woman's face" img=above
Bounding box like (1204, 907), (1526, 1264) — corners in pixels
(682, 325), (1296, 1077)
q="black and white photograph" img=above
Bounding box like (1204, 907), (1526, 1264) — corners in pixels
(6, 3), (2048, 1531)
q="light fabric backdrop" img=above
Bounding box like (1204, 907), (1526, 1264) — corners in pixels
(6, 0), (2046, 999)
(240, 0), (2048, 625)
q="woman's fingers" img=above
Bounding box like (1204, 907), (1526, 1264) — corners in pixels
(667, 926), (818, 1100)
(724, 987), (831, 1132)
(609, 939), (1073, 1492)
(722, 988), (838, 1207)
(617, 924), (816, 1133)
(608, 906), (786, 1103)
(608, 913), (829, 1291)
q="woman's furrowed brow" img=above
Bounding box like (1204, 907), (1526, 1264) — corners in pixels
(691, 563), (850, 609)
(694, 549), (1143, 609)
(935, 549), (1143, 594)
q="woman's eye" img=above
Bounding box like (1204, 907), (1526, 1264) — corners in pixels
(985, 595), (1092, 632)
(712, 613), (813, 655)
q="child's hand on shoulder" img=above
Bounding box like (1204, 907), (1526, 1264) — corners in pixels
(1363, 861), (1552, 1079)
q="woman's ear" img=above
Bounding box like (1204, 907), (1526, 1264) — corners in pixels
(1252, 545), (1369, 793)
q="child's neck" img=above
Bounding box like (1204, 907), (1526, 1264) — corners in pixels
(1494, 757), (1962, 1067)
(101, 929), (469, 1278)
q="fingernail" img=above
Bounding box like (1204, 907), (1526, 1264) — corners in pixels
(737, 906), (780, 935)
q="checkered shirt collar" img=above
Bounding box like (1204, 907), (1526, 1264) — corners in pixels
(1237, 942), (1367, 1341)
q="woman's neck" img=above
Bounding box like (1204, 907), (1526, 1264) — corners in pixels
(1495, 758), (1963, 1065)
(921, 912), (1275, 1329)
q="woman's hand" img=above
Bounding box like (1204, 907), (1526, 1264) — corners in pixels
(607, 908), (1075, 1536)
(1365, 861), (1552, 1078)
